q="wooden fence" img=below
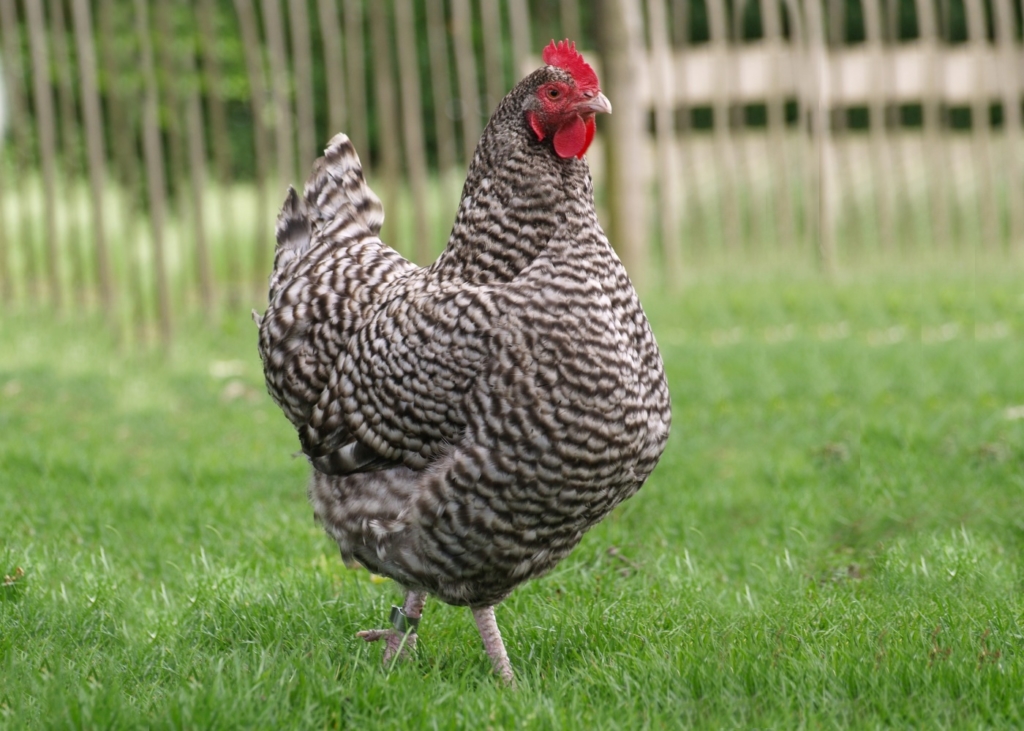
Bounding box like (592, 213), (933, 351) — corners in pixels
(0, 0), (1021, 343)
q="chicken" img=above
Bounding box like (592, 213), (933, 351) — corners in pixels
(255, 40), (671, 684)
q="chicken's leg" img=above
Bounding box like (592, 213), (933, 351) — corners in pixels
(472, 605), (515, 686)
(357, 590), (426, 664)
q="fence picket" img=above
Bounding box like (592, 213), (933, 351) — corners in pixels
(289, 0), (317, 170)
(646, 0), (684, 286)
(197, 0), (240, 305)
(342, 0), (370, 162)
(368, 0), (402, 235)
(232, 0), (272, 292)
(181, 20), (214, 311)
(994, 0), (1023, 256)
(0, 0), (37, 302)
(98, 0), (148, 335)
(707, 0), (741, 254)
(964, 0), (999, 251)
(861, 0), (893, 253)
(395, 0), (432, 263)
(560, 0), (581, 43)
(154, 1), (188, 212)
(26, 0), (61, 311)
(135, 0), (173, 343)
(48, 0), (87, 306)
(451, 0), (482, 163)
(262, 0), (296, 188)
(480, 0), (506, 115)
(71, 0), (113, 314)
(761, 0), (794, 251)
(508, 0), (532, 75)
(425, 0), (457, 176)
(317, 0), (348, 136)
(802, 0), (837, 273)
(600, 0), (650, 287)
(905, 0), (943, 250)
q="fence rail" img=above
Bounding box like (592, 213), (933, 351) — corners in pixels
(623, 44), (1024, 105)
(0, 0), (1020, 343)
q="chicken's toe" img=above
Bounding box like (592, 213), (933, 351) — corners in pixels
(357, 627), (417, 663)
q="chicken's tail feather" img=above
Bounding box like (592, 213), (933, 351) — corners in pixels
(268, 133), (384, 295)
(304, 133), (384, 237)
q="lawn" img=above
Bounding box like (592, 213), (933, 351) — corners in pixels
(1, 272), (1023, 729)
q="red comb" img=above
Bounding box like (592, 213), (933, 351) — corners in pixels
(542, 39), (599, 91)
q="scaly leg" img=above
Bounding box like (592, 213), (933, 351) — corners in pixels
(472, 605), (516, 686)
(357, 590), (426, 664)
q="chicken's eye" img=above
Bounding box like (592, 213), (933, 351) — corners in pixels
(546, 88), (560, 99)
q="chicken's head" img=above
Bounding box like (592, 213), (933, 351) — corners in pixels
(525, 40), (612, 160)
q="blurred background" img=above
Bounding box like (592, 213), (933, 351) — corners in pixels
(0, 0), (1020, 343)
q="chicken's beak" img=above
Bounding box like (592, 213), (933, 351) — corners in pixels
(578, 91), (613, 116)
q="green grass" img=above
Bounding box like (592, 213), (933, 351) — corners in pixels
(2, 272), (1023, 729)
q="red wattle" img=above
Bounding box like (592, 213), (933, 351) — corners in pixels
(578, 119), (596, 159)
(553, 116), (587, 159)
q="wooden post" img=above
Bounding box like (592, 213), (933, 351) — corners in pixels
(71, 0), (114, 315)
(233, 0), (273, 290)
(26, 0), (62, 311)
(646, 0), (684, 287)
(993, 0), (1023, 256)
(262, 0), (296, 188)
(181, 16), (214, 312)
(342, 0), (369, 161)
(289, 0), (317, 168)
(597, 0), (649, 287)
(317, 0), (348, 135)
(394, 0), (432, 263)
(451, 0), (482, 163)
(135, 0), (173, 343)
(368, 0), (402, 234)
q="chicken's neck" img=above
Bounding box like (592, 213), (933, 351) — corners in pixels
(430, 119), (597, 285)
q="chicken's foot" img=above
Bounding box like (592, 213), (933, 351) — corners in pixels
(357, 590), (426, 664)
(472, 605), (516, 687)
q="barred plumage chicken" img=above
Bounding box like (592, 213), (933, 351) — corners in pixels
(256, 40), (671, 683)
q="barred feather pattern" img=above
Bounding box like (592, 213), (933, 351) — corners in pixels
(258, 66), (671, 608)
